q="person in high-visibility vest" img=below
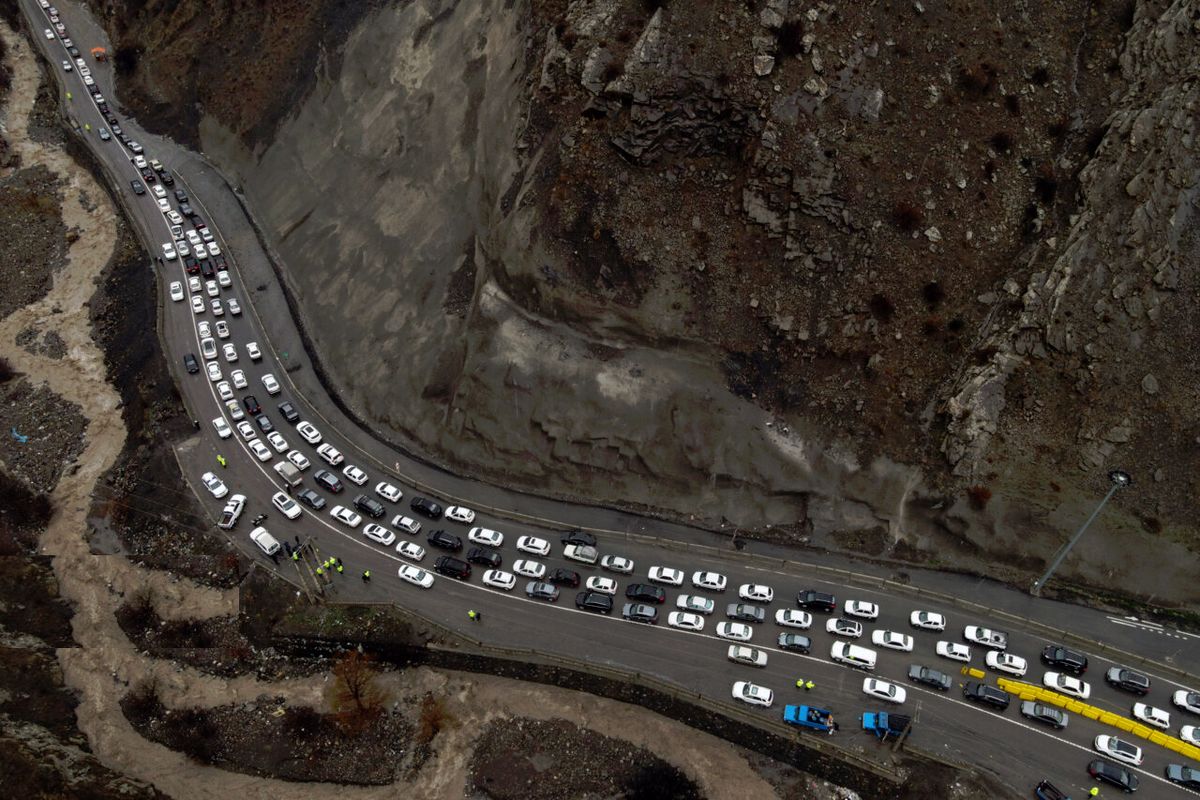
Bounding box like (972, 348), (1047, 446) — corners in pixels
(795, 679), (804, 689)
(362, 570), (371, 582)
(804, 680), (815, 691)
(335, 563), (343, 574)
(315, 567), (323, 577)
(1089, 789), (1099, 797)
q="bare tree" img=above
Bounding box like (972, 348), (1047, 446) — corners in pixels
(329, 650), (386, 731)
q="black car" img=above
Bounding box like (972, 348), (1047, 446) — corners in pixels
(1166, 765), (1200, 791)
(548, 568), (580, 587)
(353, 494), (386, 519)
(1105, 666), (1150, 695)
(174, 189), (189, 203)
(200, 260), (215, 279)
(907, 665), (951, 691)
(433, 556), (470, 580)
(313, 469), (343, 494)
(1041, 645), (1088, 674)
(1034, 781), (1071, 800)
(67, 45), (79, 57)
(183, 353), (199, 373)
(140, 168), (156, 184)
(561, 529), (597, 547)
(726, 603), (766, 624)
(183, 255), (200, 275)
(525, 581), (559, 601)
(426, 529), (462, 551)
(796, 590), (837, 612)
(255, 414), (274, 434)
(1088, 759), (1138, 793)
(180, 203), (195, 217)
(213, 254), (229, 270)
(1020, 701), (1067, 729)
(467, 547), (502, 568)
(161, 172), (175, 186)
(277, 401), (300, 424)
(622, 603), (658, 624)
(777, 633), (811, 653)
(243, 395), (262, 415)
(130, 179), (145, 195)
(575, 591), (613, 614)
(296, 488), (326, 511)
(624, 584), (666, 604)
(410, 496), (444, 519)
(963, 681), (1010, 711)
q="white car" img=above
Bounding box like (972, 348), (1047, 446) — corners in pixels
(200, 228), (214, 243)
(271, 492), (302, 520)
(482, 569), (516, 591)
(513, 559), (545, 579)
(342, 464), (368, 485)
(216, 270), (231, 288)
(246, 342), (262, 360)
(668, 612), (705, 631)
(936, 641), (972, 662)
(732, 681), (773, 708)
(138, 156), (151, 171)
(395, 540), (425, 562)
(393, 515), (421, 535)
(738, 584), (774, 603)
(185, 230), (202, 246)
(236, 420), (256, 440)
(600, 555), (634, 574)
(775, 609), (812, 629)
(169, 281), (184, 301)
(210, 299), (224, 316)
(211, 417), (232, 439)
(248, 439), (272, 462)
(716, 622), (753, 642)
(963, 625), (1008, 650)
(375, 482), (403, 503)
(44, 28), (54, 39)
(286, 450), (309, 470)
(1093, 735), (1143, 767)
(62, 59), (72, 71)
(985, 651), (1028, 677)
(227, 298), (242, 315)
(230, 369), (248, 389)
(863, 678), (907, 705)
(329, 505), (362, 529)
(516, 535), (550, 556)
(825, 618), (863, 639)
(266, 431), (288, 453)
(317, 443), (343, 466)
(445, 505), (475, 524)
(162, 242), (177, 260)
(1043, 672), (1091, 700)
(205, 280), (219, 298)
(728, 645), (768, 668)
(398, 565), (434, 589)
(647, 566), (684, 586)
(1173, 690), (1200, 714)
(585, 576), (617, 595)
(188, 276), (202, 293)
(691, 571), (727, 592)
(871, 630), (914, 652)
(676, 594), (715, 615)
(261, 373), (280, 395)
(167, 210), (183, 225)
(205, 362), (222, 382)
(909, 610), (946, 631)
(216, 380), (233, 401)
(362, 523), (395, 546)
(222, 343), (238, 363)
(156, 198), (171, 215)
(208, 241), (222, 256)
(224, 400), (244, 421)
(151, 185), (166, 199)
(214, 321), (229, 339)
(200, 471), (228, 499)
(1131, 703), (1170, 730)
(197, 320), (212, 338)
(296, 421), (322, 444)
(843, 600), (879, 619)
(191, 295), (206, 314)
(1181, 725), (1200, 745)
(176, 240), (190, 257)
(468, 527), (504, 548)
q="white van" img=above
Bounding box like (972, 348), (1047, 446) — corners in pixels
(830, 641), (877, 671)
(249, 526), (281, 556)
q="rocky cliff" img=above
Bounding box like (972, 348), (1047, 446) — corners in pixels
(89, 0), (1200, 603)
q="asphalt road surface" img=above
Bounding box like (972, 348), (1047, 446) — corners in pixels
(19, 1), (1200, 796)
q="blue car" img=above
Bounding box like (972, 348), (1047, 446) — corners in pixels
(1034, 780), (1070, 800)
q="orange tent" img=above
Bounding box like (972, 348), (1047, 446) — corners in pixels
(91, 47), (107, 60)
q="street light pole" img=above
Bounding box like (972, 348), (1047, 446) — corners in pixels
(1031, 469), (1132, 597)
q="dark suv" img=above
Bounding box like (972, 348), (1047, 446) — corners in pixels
(796, 590), (837, 612)
(625, 584), (666, 604)
(183, 353), (199, 373)
(561, 529), (597, 547)
(277, 402), (300, 424)
(1087, 760), (1138, 792)
(575, 591), (613, 614)
(433, 556), (470, 580)
(353, 494), (386, 519)
(255, 414), (274, 434)
(243, 395), (261, 415)
(963, 681), (1010, 711)
(313, 469), (343, 493)
(1105, 666), (1150, 695)
(426, 529), (462, 551)
(1041, 644), (1088, 674)
(467, 547), (502, 568)
(548, 568), (580, 587)
(296, 488), (326, 510)
(410, 496), (444, 519)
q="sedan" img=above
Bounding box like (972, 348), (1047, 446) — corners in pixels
(271, 492), (302, 520)
(585, 576), (617, 595)
(169, 281), (184, 302)
(825, 618), (862, 639)
(62, 60), (72, 71)
(985, 651), (1028, 677)
(728, 646), (768, 667)
(1181, 726), (1200, 746)
(375, 482), (403, 502)
(1087, 760), (1138, 793)
(668, 611), (704, 631)
(468, 527), (504, 548)
(166, 210), (183, 225)
(445, 505), (475, 524)
(248, 439), (272, 462)
(205, 362), (222, 382)
(600, 554), (634, 574)
(425, 530), (461, 551)
(936, 641), (971, 662)
(398, 565), (434, 589)
(342, 464), (368, 485)
(265, 432), (288, 453)
(775, 609), (812, 628)
(155, 196), (169, 212)
(313, 469), (343, 493)
(1132, 703), (1170, 729)
(222, 343), (238, 363)
(212, 418), (232, 439)
(261, 373), (280, 395)
(395, 540), (425, 562)
(738, 584), (774, 603)
(214, 321), (229, 339)
(1043, 673), (1091, 700)
(210, 299), (224, 316)
(1105, 667), (1150, 696)
(329, 505), (362, 529)
(246, 342), (262, 360)
(295, 489), (325, 511)
(188, 276), (202, 293)
(190, 295), (206, 314)
(296, 421), (322, 444)
(1166, 765), (1200, 791)
(512, 559), (545, 579)
(392, 516), (421, 535)
(863, 678), (906, 705)
(676, 594), (714, 615)
(216, 270), (231, 288)
(200, 472), (227, 499)
(909, 610), (946, 631)
(224, 400), (244, 421)
(691, 571), (727, 592)
(1019, 701), (1068, 729)
(716, 622), (753, 642)
(623, 603), (658, 624)
(726, 603), (765, 624)
(230, 369), (248, 389)
(843, 600), (879, 619)
(286, 450), (310, 470)
(362, 523), (395, 546)
(777, 633), (812, 653)
(732, 681), (773, 708)
(907, 665), (952, 691)
(516, 535), (550, 556)
(1093, 735), (1143, 767)
(963, 625), (1007, 650)
(236, 420), (256, 440)
(482, 569), (515, 591)
(205, 280), (219, 298)
(1174, 690), (1200, 714)
(647, 566), (684, 586)
(227, 298), (242, 315)
(525, 581), (559, 602)
(871, 630), (914, 652)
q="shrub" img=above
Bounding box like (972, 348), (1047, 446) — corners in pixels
(123, 680), (163, 721)
(957, 63), (995, 98)
(415, 695), (453, 746)
(869, 294), (896, 322)
(776, 19), (807, 58)
(989, 131), (1014, 153)
(892, 200), (924, 232)
(966, 485), (992, 510)
(922, 281), (945, 306)
(1034, 162), (1058, 204)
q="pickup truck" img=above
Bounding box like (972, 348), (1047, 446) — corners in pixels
(861, 710), (911, 740)
(782, 705), (837, 733)
(217, 494), (246, 530)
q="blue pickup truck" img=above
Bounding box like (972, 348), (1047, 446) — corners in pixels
(861, 710), (911, 740)
(783, 705), (837, 732)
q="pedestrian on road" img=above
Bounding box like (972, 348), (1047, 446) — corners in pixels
(322, 558), (330, 570)
(335, 563), (343, 575)
(796, 679), (804, 689)
(468, 610), (478, 622)
(315, 567), (324, 578)
(291, 550), (299, 562)
(217, 454), (227, 468)
(193, 419), (200, 430)
(804, 680), (815, 691)
(1089, 789), (1099, 798)
(362, 570), (371, 582)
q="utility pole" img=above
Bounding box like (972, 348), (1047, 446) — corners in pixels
(1031, 469), (1132, 597)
